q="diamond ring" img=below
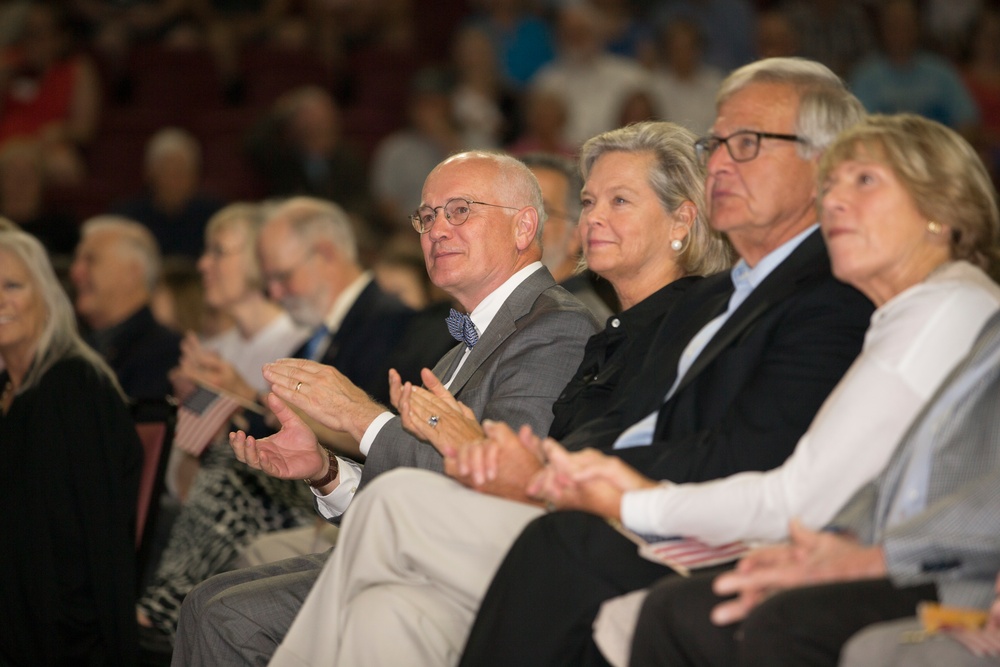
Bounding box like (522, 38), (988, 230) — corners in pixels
(427, 415), (440, 428)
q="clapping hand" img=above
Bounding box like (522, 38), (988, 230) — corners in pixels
(393, 367), (484, 456)
(229, 392), (328, 481)
(526, 442), (656, 518)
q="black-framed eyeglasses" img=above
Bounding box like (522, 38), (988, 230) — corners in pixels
(410, 197), (521, 234)
(694, 131), (805, 167)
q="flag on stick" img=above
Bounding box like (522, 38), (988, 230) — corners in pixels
(173, 380), (263, 456)
(608, 520), (750, 577)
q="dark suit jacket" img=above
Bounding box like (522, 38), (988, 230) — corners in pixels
(360, 266), (600, 486)
(85, 305), (181, 401)
(566, 229), (875, 485)
(297, 279), (419, 407)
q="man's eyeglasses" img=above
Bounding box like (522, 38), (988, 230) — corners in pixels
(263, 249), (315, 288)
(694, 131), (805, 168)
(411, 197), (520, 234)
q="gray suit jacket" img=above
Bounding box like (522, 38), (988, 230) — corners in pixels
(832, 309), (1000, 608)
(359, 266), (600, 485)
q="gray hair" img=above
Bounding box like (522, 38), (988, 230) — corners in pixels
(0, 230), (122, 396)
(443, 150), (546, 241)
(580, 121), (735, 276)
(145, 127), (201, 171)
(267, 196), (359, 264)
(205, 202), (266, 290)
(80, 216), (162, 292)
(717, 57), (866, 159)
(518, 152), (584, 224)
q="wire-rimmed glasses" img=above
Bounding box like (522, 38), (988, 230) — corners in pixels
(410, 198), (521, 234)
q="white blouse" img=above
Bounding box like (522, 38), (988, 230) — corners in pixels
(621, 261), (1000, 545)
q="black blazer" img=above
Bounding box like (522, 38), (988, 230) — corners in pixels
(296, 280), (417, 406)
(85, 305), (181, 401)
(567, 229), (875, 485)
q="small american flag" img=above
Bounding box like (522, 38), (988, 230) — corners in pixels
(173, 386), (241, 456)
(609, 520), (750, 577)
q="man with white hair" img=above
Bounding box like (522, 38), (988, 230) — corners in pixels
(170, 153), (598, 666)
(70, 216), (181, 400)
(255, 196), (417, 406)
(112, 127), (224, 258)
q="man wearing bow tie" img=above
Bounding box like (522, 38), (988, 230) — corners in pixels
(171, 150), (599, 664)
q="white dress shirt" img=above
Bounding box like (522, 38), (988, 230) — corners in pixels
(621, 261), (1000, 544)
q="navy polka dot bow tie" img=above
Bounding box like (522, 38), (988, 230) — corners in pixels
(446, 308), (479, 348)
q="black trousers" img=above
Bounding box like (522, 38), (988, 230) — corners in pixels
(460, 511), (716, 667)
(630, 573), (938, 667)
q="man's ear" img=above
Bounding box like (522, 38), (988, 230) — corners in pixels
(514, 206), (539, 251)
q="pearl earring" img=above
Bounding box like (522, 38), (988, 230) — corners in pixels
(927, 221), (943, 235)
(671, 239), (684, 251)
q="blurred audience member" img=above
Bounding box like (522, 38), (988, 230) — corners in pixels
(0, 138), (76, 255)
(136, 203), (312, 639)
(70, 215), (181, 400)
(70, 0), (187, 55)
(185, 0), (301, 90)
(506, 87), (576, 158)
(522, 151), (614, 320)
(256, 196), (417, 407)
(531, 2), (650, 148)
(592, 0), (654, 64)
(653, 0), (756, 72)
(0, 2), (101, 186)
(151, 255), (230, 336)
(246, 86), (370, 222)
(112, 127), (225, 259)
(451, 26), (518, 149)
(964, 8), (1000, 181)
(373, 237), (442, 312)
(850, 0), (979, 134)
(923, 0), (983, 60)
(755, 8), (800, 61)
(784, 0), (874, 77)
(467, 0), (555, 88)
(648, 19), (724, 135)
(0, 229), (141, 665)
(370, 68), (464, 232)
(617, 89), (660, 127)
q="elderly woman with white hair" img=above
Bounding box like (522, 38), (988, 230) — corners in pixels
(0, 228), (142, 664)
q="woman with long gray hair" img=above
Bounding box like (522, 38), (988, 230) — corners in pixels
(0, 228), (142, 664)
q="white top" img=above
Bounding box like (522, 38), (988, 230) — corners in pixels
(621, 261), (1000, 544)
(648, 65), (725, 136)
(531, 54), (651, 147)
(316, 262), (546, 518)
(206, 311), (310, 393)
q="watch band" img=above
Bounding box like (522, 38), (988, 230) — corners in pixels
(304, 448), (339, 488)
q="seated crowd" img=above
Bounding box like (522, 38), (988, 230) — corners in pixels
(1, 12), (1000, 666)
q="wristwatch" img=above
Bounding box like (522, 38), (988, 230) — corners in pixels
(304, 448), (339, 488)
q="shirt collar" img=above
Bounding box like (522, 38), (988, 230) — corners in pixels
(731, 224), (818, 292)
(467, 262), (543, 338)
(323, 272), (373, 334)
